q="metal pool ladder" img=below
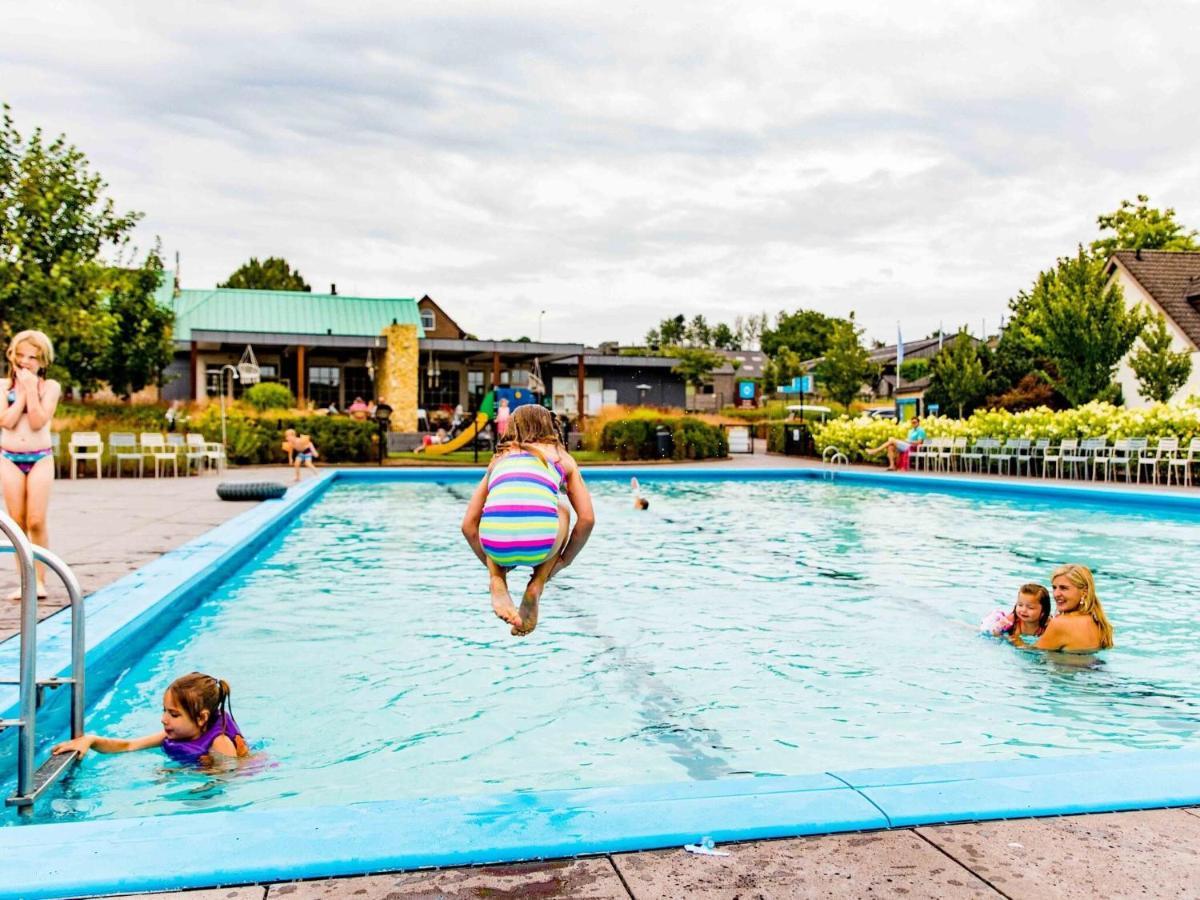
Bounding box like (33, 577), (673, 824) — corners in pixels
(0, 511), (86, 815)
(822, 445), (848, 479)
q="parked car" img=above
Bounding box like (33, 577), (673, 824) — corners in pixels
(864, 407), (898, 421)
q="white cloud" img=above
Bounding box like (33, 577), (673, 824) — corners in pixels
(3, 0), (1199, 345)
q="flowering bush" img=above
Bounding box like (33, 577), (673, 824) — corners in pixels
(812, 401), (1200, 464)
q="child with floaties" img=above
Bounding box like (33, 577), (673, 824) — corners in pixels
(979, 583), (1052, 644)
(461, 404), (595, 636)
(52, 672), (249, 765)
(282, 429), (319, 481)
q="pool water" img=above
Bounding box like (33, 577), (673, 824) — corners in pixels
(8, 478), (1200, 826)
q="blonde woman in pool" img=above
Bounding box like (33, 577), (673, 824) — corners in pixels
(1, 330), (61, 601)
(1031, 564), (1114, 652)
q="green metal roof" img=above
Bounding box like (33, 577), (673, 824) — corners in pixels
(158, 283), (425, 341)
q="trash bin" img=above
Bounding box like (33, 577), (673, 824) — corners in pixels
(784, 422), (814, 456)
(655, 426), (675, 459)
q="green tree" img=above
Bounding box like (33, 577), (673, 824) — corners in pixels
(0, 104), (141, 389)
(666, 346), (725, 388)
(686, 315), (712, 347)
(219, 256), (311, 291)
(761, 345), (805, 392)
(928, 331), (989, 418)
(761, 309), (845, 361)
(100, 247), (176, 398)
(1129, 313), (1192, 403)
(1024, 247), (1145, 406)
(711, 322), (740, 350)
(815, 316), (875, 407)
(1091, 195), (1200, 259)
(898, 358), (930, 382)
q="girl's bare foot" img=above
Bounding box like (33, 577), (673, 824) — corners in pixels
(513, 579), (544, 636)
(490, 576), (521, 629)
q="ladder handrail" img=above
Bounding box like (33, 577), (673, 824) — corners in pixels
(0, 512), (86, 813)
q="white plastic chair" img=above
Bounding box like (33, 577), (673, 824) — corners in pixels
(1093, 439), (1129, 483)
(1167, 438), (1200, 487)
(1140, 438), (1177, 485)
(184, 433), (208, 475)
(204, 442), (227, 475)
(69, 432), (103, 479)
(139, 432), (178, 477)
(1043, 439), (1075, 479)
(108, 432), (143, 478)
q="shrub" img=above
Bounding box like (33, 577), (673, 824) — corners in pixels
(811, 401), (1200, 465)
(600, 415), (728, 460)
(243, 382), (296, 411)
(189, 407), (379, 464)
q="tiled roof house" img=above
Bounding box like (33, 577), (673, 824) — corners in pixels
(1106, 250), (1200, 406)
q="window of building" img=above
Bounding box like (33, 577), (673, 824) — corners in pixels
(467, 370), (485, 410)
(421, 309), (436, 331)
(308, 366), (341, 409)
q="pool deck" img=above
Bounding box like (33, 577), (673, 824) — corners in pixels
(6, 455), (1200, 899)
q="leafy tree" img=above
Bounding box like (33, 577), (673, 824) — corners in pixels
(1129, 313), (1192, 403)
(686, 315), (712, 347)
(243, 381), (296, 411)
(898, 358), (930, 382)
(815, 316), (875, 407)
(761, 345), (805, 391)
(100, 246), (175, 398)
(666, 346), (725, 388)
(927, 331), (989, 418)
(761, 309), (845, 361)
(734, 312), (769, 351)
(219, 256), (311, 291)
(0, 104), (142, 390)
(1023, 247), (1145, 406)
(711, 322), (740, 350)
(1091, 195), (1200, 259)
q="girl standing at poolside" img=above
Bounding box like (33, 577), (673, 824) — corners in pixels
(461, 404), (595, 636)
(1, 330), (61, 601)
(52, 672), (249, 766)
(1033, 564), (1114, 652)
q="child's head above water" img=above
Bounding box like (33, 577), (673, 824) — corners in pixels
(162, 672), (232, 740)
(1012, 583), (1051, 633)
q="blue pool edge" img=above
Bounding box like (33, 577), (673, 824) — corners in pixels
(2, 466), (1199, 897)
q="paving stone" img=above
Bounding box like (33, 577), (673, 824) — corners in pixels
(115, 888), (265, 900)
(613, 831), (999, 899)
(917, 809), (1200, 899)
(265, 857), (629, 899)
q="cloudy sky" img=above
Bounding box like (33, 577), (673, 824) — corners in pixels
(3, 1), (1199, 346)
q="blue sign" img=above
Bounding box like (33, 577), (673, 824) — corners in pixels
(738, 381), (756, 400)
(794, 374), (813, 393)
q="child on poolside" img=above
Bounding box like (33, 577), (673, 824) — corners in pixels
(980, 583), (1052, 644)
(282, 429), (319, 481)
(461, 404), (595, 636)
(1, 330), (61, 601)
(52, 672), (249, 766)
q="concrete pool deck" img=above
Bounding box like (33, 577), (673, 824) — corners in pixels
(5, 457), (1199, 898)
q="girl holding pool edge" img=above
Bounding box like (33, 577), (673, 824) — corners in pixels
(0, 330), (61, 601)
(461, 404), (595, 637)
(52, 671), (250, 766)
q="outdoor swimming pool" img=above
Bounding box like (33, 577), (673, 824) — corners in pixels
(6, 473), (1199, 828)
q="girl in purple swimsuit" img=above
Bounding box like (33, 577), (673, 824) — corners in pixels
(1, 330), (61, 601)
(52, 672), (249, 765)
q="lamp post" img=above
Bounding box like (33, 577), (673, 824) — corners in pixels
(538, 309), (547, 342)
(219, 364), (239, 453)
(373, 402), (393, 466)
(636, 383), (652, 406)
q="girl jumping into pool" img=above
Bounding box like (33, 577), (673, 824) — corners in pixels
(461, 404), (595, 636)
(1, 330), (61, 602)
(52, 672), (250, 765)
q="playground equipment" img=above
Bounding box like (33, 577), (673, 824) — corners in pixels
(420, 393), (494, 456)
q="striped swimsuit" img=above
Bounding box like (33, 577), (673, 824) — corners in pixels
(479, 451), (566, 568)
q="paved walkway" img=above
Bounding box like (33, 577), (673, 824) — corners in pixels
(5, 457), (1198, 899)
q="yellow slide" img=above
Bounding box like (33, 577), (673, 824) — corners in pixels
(421, 412), (489, 456)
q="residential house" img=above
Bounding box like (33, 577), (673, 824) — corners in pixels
(1106, 250), (1200, 407)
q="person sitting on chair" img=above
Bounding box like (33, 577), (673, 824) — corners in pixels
(865, 416), (925, 471)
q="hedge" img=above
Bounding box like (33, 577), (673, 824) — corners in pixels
(190, 406), (378, 464)
(812, 401), (1200, 464)
(600, 416), (728, 460)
